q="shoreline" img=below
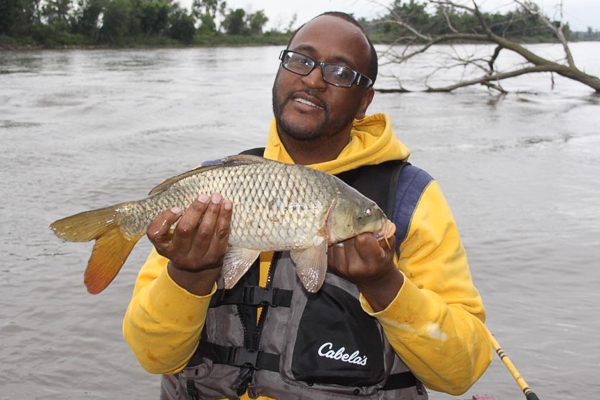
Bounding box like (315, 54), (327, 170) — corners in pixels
(3, 39), (599, 52)
(0, 33), (293, 52)
(0, 43), (286, 51)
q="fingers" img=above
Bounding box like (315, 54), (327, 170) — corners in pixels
(146, 193), (233, 271)
(330, 234), (384, 267)
(198, 195), (233, 265)
(171, 194), (212, 255)
(328, 233), (398, 284)
(354, 234), (389, 261)
(147, 207), (183, 245)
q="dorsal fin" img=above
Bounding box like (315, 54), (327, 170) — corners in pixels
(147, 154), (269, 196)
(221, 154), (269, 165)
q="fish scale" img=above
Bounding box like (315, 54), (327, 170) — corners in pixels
(130, 162), (331, 251)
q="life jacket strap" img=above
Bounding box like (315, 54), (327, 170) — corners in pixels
(192, 341), (280, 371)
(382, 371), (420, 390)
(210, 286), (293, 308)
(193, 342), (419, 391)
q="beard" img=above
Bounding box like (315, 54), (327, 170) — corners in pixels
(272, 77), (362, 142)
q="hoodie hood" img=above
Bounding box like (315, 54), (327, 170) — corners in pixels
(264, 113), (410, 174)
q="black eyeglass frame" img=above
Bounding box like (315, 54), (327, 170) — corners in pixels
(279, 50), (374, 89)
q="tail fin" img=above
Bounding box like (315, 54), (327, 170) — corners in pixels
(50, 206), (143, 294)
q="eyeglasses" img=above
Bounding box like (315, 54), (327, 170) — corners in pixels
(279, 50), (373, 89)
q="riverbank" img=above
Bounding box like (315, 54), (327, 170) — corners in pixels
(0, 32), (292, 51)
(3, 32), (598, 52)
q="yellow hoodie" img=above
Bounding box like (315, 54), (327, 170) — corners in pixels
(123, 113), (492, 397)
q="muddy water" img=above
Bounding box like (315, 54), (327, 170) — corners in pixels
(1, 43), (598, 399)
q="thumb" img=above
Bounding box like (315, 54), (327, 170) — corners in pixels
(354, 233), (387, 261)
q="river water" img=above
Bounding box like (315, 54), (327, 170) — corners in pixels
(0, 43), (598, 400)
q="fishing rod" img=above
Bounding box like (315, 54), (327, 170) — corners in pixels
(486, 327), (540, 400)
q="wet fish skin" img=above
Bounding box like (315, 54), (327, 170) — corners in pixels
(50, 155), (394, 294)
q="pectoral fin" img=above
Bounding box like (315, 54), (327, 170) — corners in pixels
(290, 241), (328, 293)
(221, 247), (261, 289)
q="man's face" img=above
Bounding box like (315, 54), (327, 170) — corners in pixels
(272, 16), (373, 142)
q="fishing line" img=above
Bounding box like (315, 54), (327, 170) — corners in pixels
(486, 327), (540, 400)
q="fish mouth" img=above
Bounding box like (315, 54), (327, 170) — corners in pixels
(291, 92), (325, 110)
(374, 220), (396, 241)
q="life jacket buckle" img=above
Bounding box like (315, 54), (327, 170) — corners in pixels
(228, 347), (260, 368)
(243, 286), (276, 307)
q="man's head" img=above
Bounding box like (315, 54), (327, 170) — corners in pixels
(272, 12), (377, 145)
(285, 12), (378, 86)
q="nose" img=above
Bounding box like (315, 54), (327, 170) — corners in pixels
(301, 65), (328, 90)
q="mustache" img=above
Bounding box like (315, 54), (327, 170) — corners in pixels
(285, 90), (327, 111)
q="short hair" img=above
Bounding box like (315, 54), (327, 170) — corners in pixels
(286, 11), (378, 85)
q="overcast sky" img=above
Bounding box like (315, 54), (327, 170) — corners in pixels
(179, 0), (599, 32)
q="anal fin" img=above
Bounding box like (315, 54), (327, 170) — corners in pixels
(290, 241), (328, 293)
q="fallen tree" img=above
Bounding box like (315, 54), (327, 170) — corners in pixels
(374, 0), (600, 93)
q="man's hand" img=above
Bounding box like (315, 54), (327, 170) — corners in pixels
(328, 234), (404, 311)
(147, 193), (233, 296)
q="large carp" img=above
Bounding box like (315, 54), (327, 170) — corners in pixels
(50, 155), (395, 294)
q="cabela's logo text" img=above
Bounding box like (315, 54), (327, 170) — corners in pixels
(317, 342), (368, 366)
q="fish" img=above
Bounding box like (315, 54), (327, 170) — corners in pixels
(50, 155), (396, 294)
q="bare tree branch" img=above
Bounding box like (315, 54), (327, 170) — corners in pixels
(441, 6), (459, 33)
(379, 18), (432, 41)
(379, 33), (491, 66)
(482, 81), (508, 94)
(426, 65), (553, 92)
(376, 0), (600, 93)
(488, 45), (503, 74)
(514, 0), (576, 68)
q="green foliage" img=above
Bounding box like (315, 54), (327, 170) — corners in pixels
(221, 7), (269, 36)
(366, 0), (563, 43)
(197, 13), (216, 34)
(42, 0), (72, 24)
(1, 0), (42, 36)
(30, 22), (89, 46)
(222, 8), (245, 35)
(138, 0), (170, 35)
(1, 0), (21, 34)
(0, 33), (20, 47)
(72, 0), (105, 40)
(247, 10), (268, 35)
(191, 0), (225, 20)
(1, 0), (279, 46)
(169, 7), (195, 43)
(1, 0), (572, 48)
(99, 0), (132, 43)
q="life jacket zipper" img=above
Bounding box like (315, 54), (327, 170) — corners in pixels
(254, 252), (279, 347)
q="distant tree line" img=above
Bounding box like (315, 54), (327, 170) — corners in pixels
(0, 0), (287, 47)
(1, 0), (594, 48)
(360, 0), (577, 43)
(570, 27), (600, 41)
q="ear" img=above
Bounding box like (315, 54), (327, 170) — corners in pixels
(355, 87), (375, 120)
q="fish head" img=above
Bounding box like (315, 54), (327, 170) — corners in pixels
(327, 191), (391, 243)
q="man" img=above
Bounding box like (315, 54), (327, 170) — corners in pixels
(123, 12), (492, 400)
